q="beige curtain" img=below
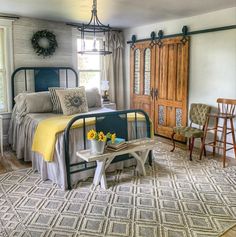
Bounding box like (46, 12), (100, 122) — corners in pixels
(103, 31), (125, 109)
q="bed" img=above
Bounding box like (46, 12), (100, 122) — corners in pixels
(9, 67), (152, 190)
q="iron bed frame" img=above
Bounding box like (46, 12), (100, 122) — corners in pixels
(64, 109), (152, 190)
(11, 67), (152, 190)
(11, 67), (78, 106)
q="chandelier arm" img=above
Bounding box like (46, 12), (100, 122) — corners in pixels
(95, 15), (110, 28)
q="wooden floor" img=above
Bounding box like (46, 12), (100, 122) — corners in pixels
(0, 141), (235, 237)
(219, 224), (236, 237)
(0, 147), (31, 174)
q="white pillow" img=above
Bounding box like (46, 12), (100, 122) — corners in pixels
(14, 91), (53, 114)
(25, 91), (53, 113)
(85, 88), (102, 108)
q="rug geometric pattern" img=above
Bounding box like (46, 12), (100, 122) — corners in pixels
(0, 142), (236, 237)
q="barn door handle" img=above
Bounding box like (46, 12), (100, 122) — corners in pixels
(151, 88), (154, 100)
(154, 88), (158, 100)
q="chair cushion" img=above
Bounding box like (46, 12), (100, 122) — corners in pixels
(173, 126), (204, 138)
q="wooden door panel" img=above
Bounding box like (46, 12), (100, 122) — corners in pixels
(154, 37), (189, 141)
(176, 44), (183, 102)
(130, 41), (155, 121)
(167, 45), (177, 101)
(158, 45), (168, 100)
(166, 106), (176, 128)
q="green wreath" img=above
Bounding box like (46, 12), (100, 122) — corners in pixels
(31, 30), (58, 57)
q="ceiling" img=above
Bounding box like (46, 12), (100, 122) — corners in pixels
(0, 0), (235, 28)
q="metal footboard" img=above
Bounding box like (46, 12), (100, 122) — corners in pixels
(64, 109), (152, 190)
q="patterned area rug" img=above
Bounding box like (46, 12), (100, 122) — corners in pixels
(0, 142), (236, 237)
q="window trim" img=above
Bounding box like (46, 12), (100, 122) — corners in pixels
(0, 19), (14, 114)
(77, 37), (104, 91)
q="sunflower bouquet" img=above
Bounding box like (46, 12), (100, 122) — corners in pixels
(87, 129), (116, 154)
(87, 129), (116, 143)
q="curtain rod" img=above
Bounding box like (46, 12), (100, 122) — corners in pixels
(66, 22), (122, 33)
(127, 25), (236, 44)
(0, 15), (20, 20)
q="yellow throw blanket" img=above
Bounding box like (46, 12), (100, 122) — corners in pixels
(32, 113), (153, 162)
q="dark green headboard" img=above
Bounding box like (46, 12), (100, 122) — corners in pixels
(11, 67), (78, 106)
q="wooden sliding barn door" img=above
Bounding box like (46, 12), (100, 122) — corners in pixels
(130, 41), (155, 120)
(130, 37), (189, 141)
(154, 37), (189, 141)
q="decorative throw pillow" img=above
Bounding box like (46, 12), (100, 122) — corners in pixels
(49, 87), (65, 113)
(55, 87), (88, 115)
(85, 88), (102, 108)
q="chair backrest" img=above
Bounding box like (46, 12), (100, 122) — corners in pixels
(217, 98), (236, 115)
(190, 103), (211, 126)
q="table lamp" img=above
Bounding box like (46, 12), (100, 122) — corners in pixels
(101, 80), (110, 103)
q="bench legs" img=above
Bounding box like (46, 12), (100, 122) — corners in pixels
(131, 149), (150, 176)
(93, 156), (115, 189)
(93, 150), (151, 189)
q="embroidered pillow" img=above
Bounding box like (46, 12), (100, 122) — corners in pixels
(55, 87), (88, 115)
(49, 87), (65, 113)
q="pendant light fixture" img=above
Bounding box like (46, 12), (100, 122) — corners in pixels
(77, 0), (112, 55)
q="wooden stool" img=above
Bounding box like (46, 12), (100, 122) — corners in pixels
(200, 98), (236, 167)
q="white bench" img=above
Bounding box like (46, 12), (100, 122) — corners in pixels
(76, 138), (157, 189)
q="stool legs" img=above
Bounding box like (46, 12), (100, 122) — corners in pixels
(230, 118), (236, 158)
(213, 117), (218, 156)
(222, 118), (227, 168)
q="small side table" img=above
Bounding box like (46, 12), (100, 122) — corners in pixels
(0, 115), (3, 157)
(76, 138), (156, 189)
(102, 102), (116, 110)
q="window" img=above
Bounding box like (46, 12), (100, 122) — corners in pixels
(0, 19), (13, 113)
(77, 38), (103, 90)
(0, 28), (7, 112)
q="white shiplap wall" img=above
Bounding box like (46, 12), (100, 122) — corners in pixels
(13, 17), (73, 67)
(2, 17), (75, 144)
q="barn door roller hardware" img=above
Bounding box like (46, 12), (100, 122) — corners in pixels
(128, 24), (236, 46)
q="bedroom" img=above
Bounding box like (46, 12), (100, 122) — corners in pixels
(0, 0), (236, 236)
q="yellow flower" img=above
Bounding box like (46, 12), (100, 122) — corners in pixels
(111, 133), (116, 143)
(87, 129), (97, 140)
(98, 132), (106, 142)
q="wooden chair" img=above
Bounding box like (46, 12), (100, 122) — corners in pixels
(200, 98), (236, 167)
(171, 103), (211, 160)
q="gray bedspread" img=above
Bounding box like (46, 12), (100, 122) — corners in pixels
(8, 107), (147, 189)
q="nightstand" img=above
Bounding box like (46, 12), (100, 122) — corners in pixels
(0, 115), (3, 156)
(102, 102), (116, 110)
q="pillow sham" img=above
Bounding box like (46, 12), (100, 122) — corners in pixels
(25, 91), (53, 113)
(55, 87), (88, 116)
(49, 87), (65, 113)
(85, 87), (102, 108)
(14, 91), (53, 124)
(14, 91), (53, 113)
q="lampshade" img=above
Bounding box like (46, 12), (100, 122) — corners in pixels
(101, 80), (109, 91)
